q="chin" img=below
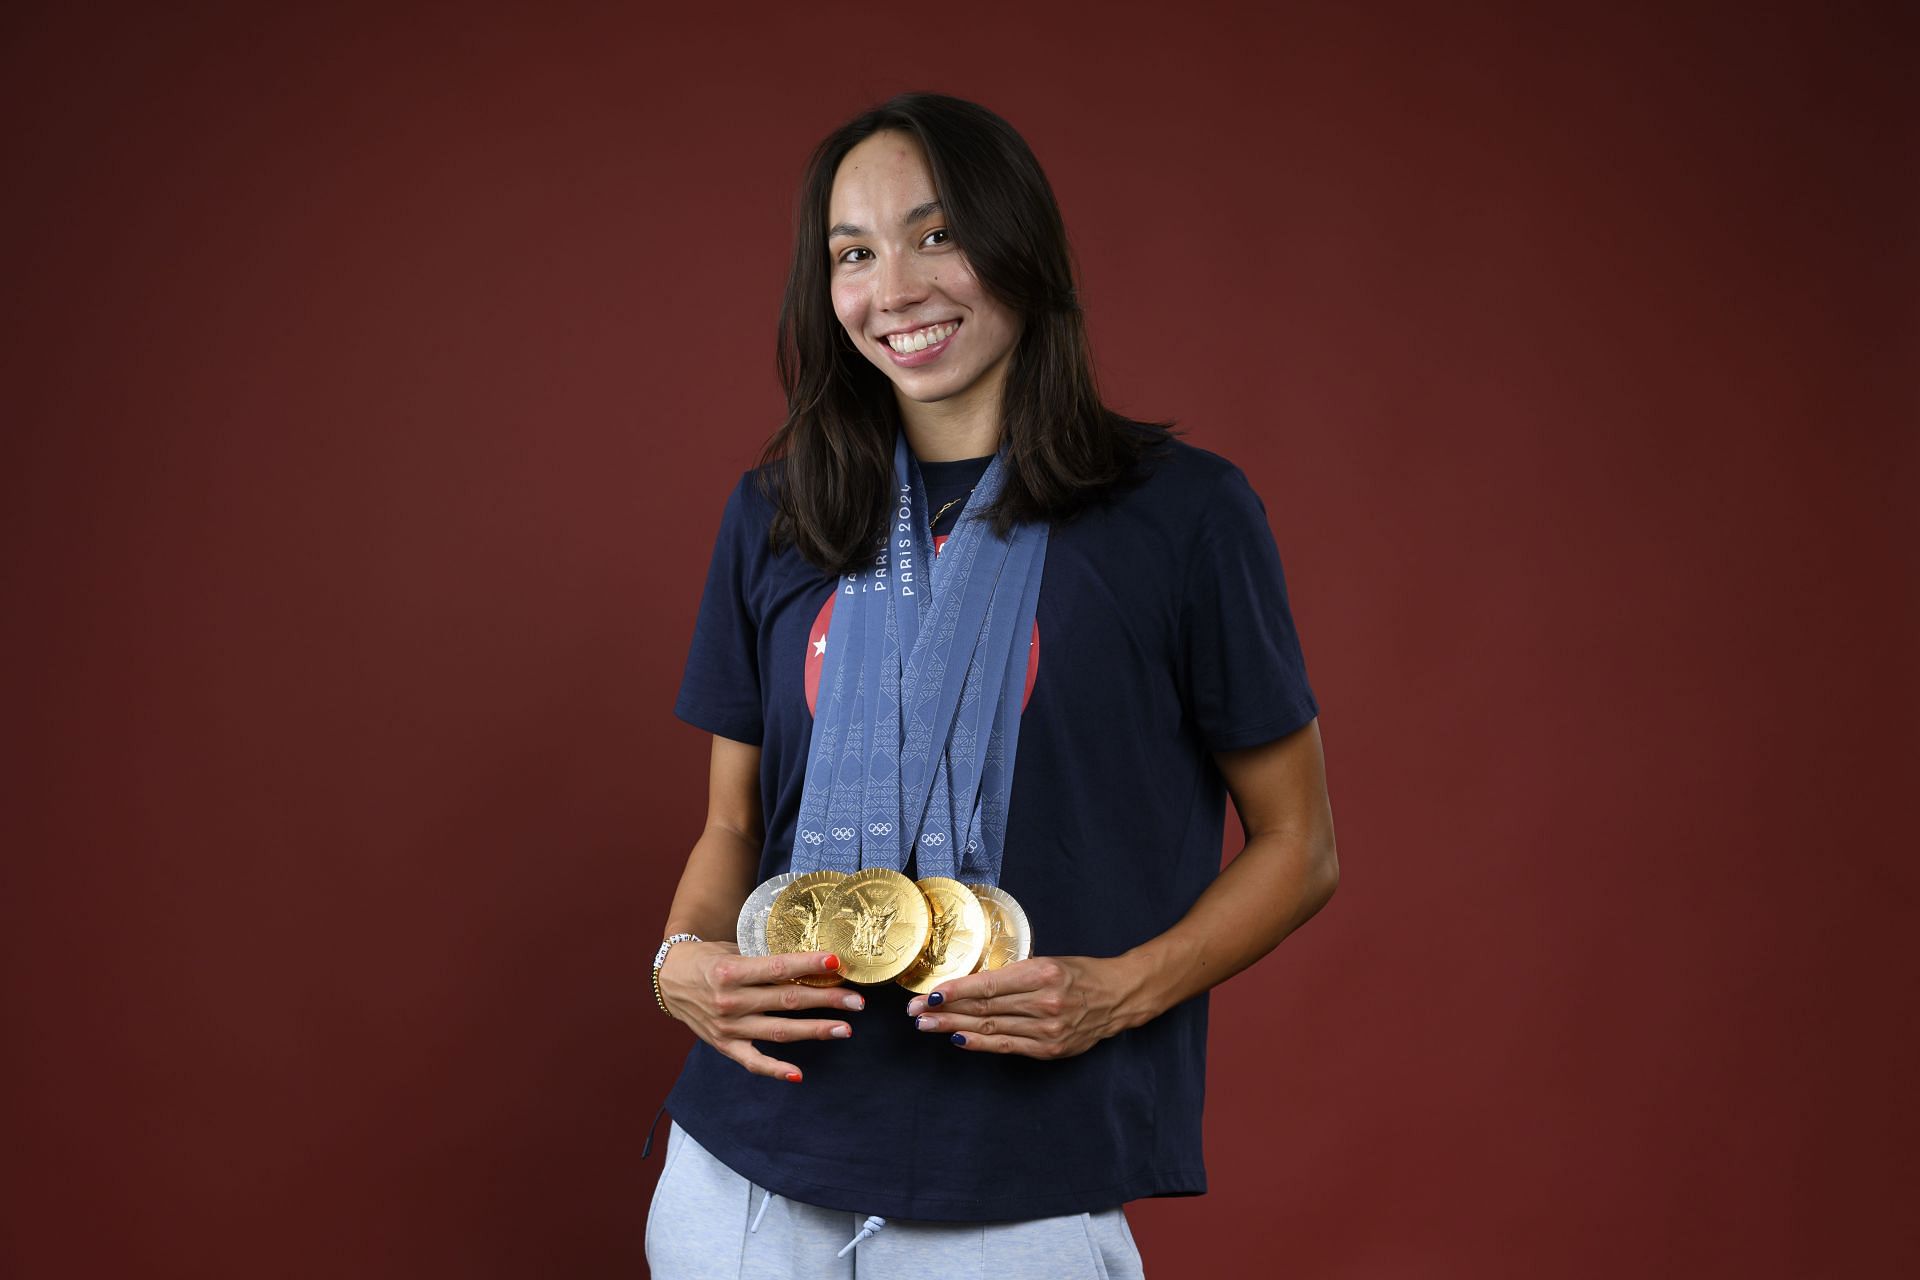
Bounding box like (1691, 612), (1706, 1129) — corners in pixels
(899, 384), (971, 406)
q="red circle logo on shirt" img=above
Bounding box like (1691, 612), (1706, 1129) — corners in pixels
(804, 532), (1040, 716)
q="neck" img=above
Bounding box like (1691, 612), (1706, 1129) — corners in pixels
(895, 357), (1010, 461)
(899, 409), (1001, 462)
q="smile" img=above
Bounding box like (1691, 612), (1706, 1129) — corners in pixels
(881, 319), (961, 366)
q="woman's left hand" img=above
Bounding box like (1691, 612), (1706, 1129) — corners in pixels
(905, 954), (1146, 1060)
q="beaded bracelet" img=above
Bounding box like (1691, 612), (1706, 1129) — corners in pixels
(651, 932), (701, 1020)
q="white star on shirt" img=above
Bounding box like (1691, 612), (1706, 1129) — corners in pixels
(813, 634), (827, 657)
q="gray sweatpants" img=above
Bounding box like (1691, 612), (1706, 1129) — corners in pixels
(646, 1120), (1146, 1279)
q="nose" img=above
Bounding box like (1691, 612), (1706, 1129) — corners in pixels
(875, 248), (931, 317)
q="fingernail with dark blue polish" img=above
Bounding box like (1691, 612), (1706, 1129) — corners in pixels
(928, 992), (944, 1006)
(950, 1032), (966, 1046)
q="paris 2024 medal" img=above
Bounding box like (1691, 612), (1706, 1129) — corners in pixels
(766, 870), (851, 987)
(964, 883), (1033, 971)
(896, 877), (988, 993)
(816, 867), (932, 985)
(736, 871), (803, 959)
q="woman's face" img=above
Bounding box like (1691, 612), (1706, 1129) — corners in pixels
(826, 130), (1023, 420)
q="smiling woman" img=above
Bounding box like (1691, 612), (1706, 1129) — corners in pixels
(646, 91), (1337, 1279)
(825, 139), (1024, 428)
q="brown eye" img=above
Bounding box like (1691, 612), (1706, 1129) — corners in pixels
(924, 229), (950, 247)
(837, 246), (871, 265)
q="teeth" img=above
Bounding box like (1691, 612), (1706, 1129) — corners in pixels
(887, 321), (957, 353)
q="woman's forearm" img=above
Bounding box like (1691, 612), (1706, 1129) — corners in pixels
(662, 824), (763, 942)
(1113, 829), (1338, 1029)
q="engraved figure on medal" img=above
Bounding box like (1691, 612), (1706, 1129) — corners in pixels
(925, 907), (957, 965)
(898, 877), (988, 993)
(794, 896), (825, 950)
(843, 889), (899, 960)
(767, 870), (851, 987)
(964, 883), (1033, 971)
(982, 910), (1005, 963)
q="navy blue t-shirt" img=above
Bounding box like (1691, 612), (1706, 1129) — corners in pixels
(666, 432), (1318, 1221)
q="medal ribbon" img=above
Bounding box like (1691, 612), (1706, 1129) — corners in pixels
(791, 428), (1046, 886)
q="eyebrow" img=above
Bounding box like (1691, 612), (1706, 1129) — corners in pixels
(826, 199), (943, 242)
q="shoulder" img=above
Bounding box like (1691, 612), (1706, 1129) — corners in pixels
(712, 457), (787, 535)
(1117, 428), (1263, 518)
(1150, 434), (1252, 491)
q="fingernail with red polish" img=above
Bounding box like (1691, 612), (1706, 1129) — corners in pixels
(785, 1070), (803, 1083)
(823, 954), (840, 971)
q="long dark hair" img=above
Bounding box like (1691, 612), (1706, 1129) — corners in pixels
(755, 91), (1179, 576)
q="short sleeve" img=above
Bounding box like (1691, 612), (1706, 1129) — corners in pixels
(672, 472), (765, 745)
(1178, 465), (1320, 751)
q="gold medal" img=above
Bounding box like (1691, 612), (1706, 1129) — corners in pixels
(817, 868), (931, 985)
(964, 883), (1033, 971)
(896, 877), (989, 993)
(766, 870), (851, 986)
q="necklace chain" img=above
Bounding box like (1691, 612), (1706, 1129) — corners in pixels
(931, 487), (974, 530)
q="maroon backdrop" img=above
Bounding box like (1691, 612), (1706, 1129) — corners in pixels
(3, 2), (1913, 1275)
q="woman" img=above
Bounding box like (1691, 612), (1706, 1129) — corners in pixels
(647, 91), (1338, 1278)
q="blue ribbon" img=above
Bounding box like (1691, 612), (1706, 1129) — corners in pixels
(791, 428), (1047, 886)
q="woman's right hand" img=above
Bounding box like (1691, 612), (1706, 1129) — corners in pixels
(656, 941), (865, 1082)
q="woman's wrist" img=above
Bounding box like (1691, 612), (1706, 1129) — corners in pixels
(653, 933), (704, 1019)
(1111, 934), (1201, 1031)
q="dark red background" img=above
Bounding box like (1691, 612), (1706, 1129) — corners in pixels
(3, 3), (1913, 1275)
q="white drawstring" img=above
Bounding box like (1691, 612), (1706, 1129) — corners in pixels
(837, 1215), (888, 1256)
(748, 1187), (886, 1257)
